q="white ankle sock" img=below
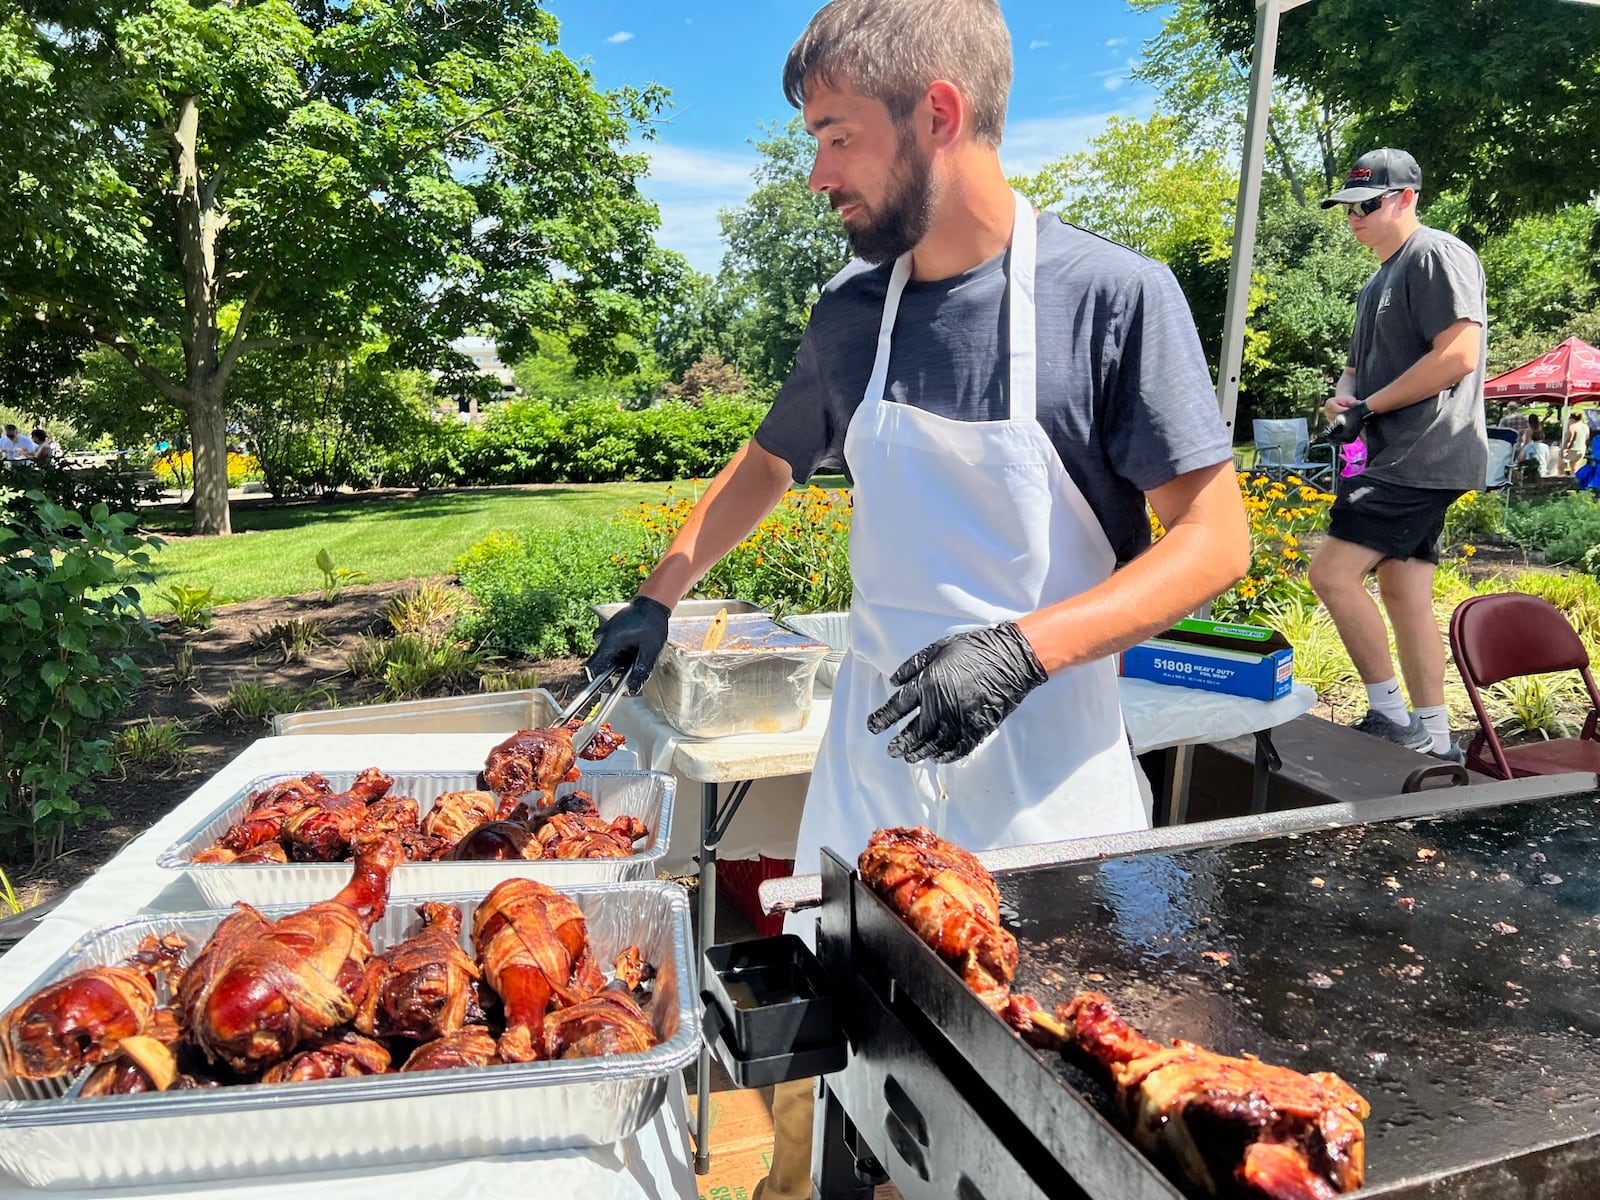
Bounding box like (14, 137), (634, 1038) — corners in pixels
(1414, 704), (1452, 754)
(1365, 678), (1409, 725)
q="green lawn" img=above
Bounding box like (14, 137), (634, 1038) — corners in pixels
(133, 483), (680, 613)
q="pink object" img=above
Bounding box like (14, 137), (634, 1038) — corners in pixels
(1340, 440), (1367, 477)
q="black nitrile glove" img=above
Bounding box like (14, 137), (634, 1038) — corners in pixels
(866, 621), (1048, 764)
(586, 596), (671, 693)
(1322, 401), (1371, 446)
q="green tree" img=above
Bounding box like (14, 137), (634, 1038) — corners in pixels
(1011, 113), (1237, 265)
(0, 0), (674, 535)
(717, 119), (849, 387)
(1195, 0), (1600, 238)
(1129, 0), (1344, 207)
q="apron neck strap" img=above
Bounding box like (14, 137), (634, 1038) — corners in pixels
(1006, 189), (1038, 423)
(864, 189), (1040, 421)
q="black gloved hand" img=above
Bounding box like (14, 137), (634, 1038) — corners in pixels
(586, 596), (671, 693)
(865, 621), (1048, 764)
(1322, 401), (1371, 446)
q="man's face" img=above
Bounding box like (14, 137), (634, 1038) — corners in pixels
(803, 79), (935, 265)
(1344, 188), (1409, 251)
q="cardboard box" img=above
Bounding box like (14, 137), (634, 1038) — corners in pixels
(1119, 618), (1294, 701)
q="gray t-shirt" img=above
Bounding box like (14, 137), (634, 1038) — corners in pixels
(1349, 224), (1488, 491)
(754, 213), (1232, 565)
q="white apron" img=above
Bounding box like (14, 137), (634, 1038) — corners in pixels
(788, 191), (1147, 930)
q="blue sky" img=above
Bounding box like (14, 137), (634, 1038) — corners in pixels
(551, 1), (1167, 273)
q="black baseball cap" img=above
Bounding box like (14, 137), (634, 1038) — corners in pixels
(1319, 148), (1422, 208)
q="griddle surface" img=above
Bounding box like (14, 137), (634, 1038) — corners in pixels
(999, 793), (1600, 1190)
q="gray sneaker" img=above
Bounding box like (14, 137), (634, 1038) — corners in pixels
(1428, 742), (1467, 766)
(1351, 709), (1433, 753)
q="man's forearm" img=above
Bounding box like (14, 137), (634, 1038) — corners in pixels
(637, 438), (796, 608)
(1016, 461), (1251, 674)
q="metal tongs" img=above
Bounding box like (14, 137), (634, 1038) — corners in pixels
(554, 664), (629, 758)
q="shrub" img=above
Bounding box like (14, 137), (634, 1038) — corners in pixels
(620, 485), (853, 616)
(14, 459), (162, 523)
(315, 549), (369, 604)
(152, 450), (262, 489)
(214, 681), (334, 728)
(1443, 490), (1508, 548)
(249, 617), (330, 664)
(158, 582), (217, 630)
(111, 718), (190, 777)
(387, 396), (766, 488)
(378, 635), (489, 700)
(0, 489), (160, 859)
(1506, 492), (1600, 565)
(454, 521), (640, 657)
(384, 581), (459, 636)
(1185, 473), (1331, 623)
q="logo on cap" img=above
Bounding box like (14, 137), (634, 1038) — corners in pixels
(1347, 168), (1373, 184)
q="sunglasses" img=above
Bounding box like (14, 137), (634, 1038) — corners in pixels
(1341, 190), (1399, 217)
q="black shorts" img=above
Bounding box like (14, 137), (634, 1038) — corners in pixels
(1328, 476), (1464, 564)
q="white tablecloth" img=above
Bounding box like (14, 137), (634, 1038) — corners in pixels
(0, 734), (696, 1200)
(612, 679), (1320, 868)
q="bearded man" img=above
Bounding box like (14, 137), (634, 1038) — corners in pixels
(588, 3), (1250, 1190)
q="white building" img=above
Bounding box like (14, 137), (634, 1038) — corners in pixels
(445, 336), (519, 420)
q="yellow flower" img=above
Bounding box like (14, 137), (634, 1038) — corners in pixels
(1283, 533), (1298, 547)
(1463, 545), (1477, 557)
(1286, 475), (1303, 487)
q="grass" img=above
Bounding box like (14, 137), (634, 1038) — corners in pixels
(131, 484), (678, 614)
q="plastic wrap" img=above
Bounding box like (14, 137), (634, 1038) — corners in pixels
(0, 883), (696, 1190)
(641, 615), (832, 738)
(778, 612), (849, 689)
(156, 769), (674, 907)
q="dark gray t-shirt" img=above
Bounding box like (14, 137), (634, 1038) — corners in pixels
(1349, 224), (1488, 491)
(754, 213), (1233, 564)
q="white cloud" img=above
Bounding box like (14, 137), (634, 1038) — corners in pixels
(633, 141), (761, 273)
(1029, 39), (1050, 50)
(1106, 37), (1128, 48)
(1104, 77), (1126, 92)
(606, 31), (634, 44)
(1000, 98), (1157, 178)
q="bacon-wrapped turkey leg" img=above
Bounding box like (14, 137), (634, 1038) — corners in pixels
(0, 967), (164, 1080)
(280, 767), (393, 862)
(1015, 992), (1369, 1200)
(858, 826), (1018, 1011)
(472, 878), (603, 1061)
(400, 1026), (502, 1073)
(259, 1030), (391, 1083)
(354, 902), (482, 1041)
(177, 834), (401, 1073)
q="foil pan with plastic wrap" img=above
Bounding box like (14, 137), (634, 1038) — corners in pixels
(0, 881), (695, 1190)
(156, 769), (675, 907)
(642, 613), (831, 738)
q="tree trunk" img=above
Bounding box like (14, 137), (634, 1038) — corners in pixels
(186, 384), (232, 537)
(170, 92), (233, 537)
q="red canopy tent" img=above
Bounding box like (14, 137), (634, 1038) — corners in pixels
(1486, 335), (1600, 409)
(1486, 337), (1600, 461)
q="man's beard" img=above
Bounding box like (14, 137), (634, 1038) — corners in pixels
(835, 136), (935, 265)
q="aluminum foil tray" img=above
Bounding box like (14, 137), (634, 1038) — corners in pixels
(779, 612), (848, 689)
(0, 882), (696, 1190)
(157, 769), (675, 907)
(642, 614), (831, 738)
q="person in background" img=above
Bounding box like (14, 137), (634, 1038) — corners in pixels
(28, 429), (58, 466)
(586, 3), (1251, 1195)
(1519, 424), (1551, 476)
(0, 423), (35, 462)
(1498, 400), (1529, 439)
(1311, 148), (1486, 766)
(1561, 411), (1589, 475)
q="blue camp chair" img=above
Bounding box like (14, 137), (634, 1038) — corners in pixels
(1250, 419), (1336, 488)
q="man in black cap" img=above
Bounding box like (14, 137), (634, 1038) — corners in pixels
(1307, 148), (1487, 764)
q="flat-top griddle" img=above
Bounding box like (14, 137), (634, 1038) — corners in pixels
(812, 775), (1600, 1200)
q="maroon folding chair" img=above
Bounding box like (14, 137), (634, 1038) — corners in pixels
(1449, 592), (1600, 779)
